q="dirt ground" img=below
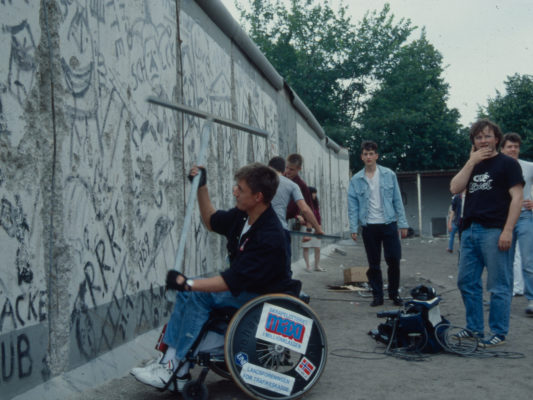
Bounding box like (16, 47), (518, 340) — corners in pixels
(70, 236), (533, 400)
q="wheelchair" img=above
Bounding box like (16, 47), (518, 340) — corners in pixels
(163, 293), (328, 400)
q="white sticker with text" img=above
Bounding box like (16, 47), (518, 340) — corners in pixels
(240, 362), (295, 396)
(255, 303), (313, 354)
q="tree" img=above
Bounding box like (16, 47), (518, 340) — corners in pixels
(349, 33), (468, 171)
(480, 74), (533, 160)
(236, 0), (414, 145)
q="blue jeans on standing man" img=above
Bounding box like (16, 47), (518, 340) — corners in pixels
(448, 222), (459, 251)
(512, 209), (533, 300)
(457, 223), (513, 337)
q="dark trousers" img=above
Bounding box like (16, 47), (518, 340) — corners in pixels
(361, 222), (401, 299)
(284, 229), (292, 277)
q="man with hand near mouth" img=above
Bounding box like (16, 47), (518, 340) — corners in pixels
(450, 119), (524, 348)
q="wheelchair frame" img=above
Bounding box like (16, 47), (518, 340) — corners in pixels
(165, 293), (328, 400)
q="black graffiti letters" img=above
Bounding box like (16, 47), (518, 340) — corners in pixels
(0, 292), (47, 332)
(0, 333), (32, 383)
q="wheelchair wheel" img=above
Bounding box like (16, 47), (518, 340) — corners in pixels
(182, 380), (208, 400)
(209, 360), (231, 380)
(224, 294), (327, 400)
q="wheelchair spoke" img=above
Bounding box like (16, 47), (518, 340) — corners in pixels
(254, 340), (299, 372)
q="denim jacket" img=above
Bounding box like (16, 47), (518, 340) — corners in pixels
(348, 165), (408, 232)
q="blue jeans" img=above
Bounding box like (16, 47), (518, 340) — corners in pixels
(164, 290), (257, 360)
(448, 222), (459, 251)
(458, 223), (513, 336)
(512, 210), (533, 300)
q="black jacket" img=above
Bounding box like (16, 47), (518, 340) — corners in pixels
(211, 206), (301, 296)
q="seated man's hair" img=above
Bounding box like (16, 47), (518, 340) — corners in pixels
(268, 156), (286, 173)
(235, 163), (279, 204)
(361, 140), (378, 152)
(286, 153), (303, 168)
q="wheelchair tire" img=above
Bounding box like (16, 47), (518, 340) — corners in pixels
(209, 360), (231, 380)
(224, 294), (327, 400)
(182, 380), (208, 400)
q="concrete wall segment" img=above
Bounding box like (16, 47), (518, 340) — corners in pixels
(0, 0), (349, 398)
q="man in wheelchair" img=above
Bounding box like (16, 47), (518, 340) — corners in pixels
(132, 162), (301, 392)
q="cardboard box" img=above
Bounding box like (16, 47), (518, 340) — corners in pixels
(343, 267), (368, 284)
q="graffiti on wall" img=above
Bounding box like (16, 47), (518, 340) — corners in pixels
(56, 0), (179, 360)
(0, 14), (37, 146)
(0, 0), (48, 390)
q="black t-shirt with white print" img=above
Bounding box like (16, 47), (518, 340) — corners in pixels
(462, 153), (524, 231)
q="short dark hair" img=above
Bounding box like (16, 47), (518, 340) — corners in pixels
(286, 153), (303, 168)
(502, 132), (522, 148)
(469, 119), (503, 148)
(234, 163), (279, 204)
(361, 140), (378, 153)
(268, 156), (285, 173)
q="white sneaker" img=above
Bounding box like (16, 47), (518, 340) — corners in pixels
(526, 300), (533, 315)
(130, 355), (163, 378)
(133, 360), (174, 390)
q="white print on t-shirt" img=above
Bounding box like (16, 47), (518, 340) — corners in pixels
(469, 172), (493, 193)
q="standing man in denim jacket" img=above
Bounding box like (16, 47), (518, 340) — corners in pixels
(348, 140), (409, 307)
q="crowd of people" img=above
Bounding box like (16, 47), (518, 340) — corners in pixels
(130, 118), (532, 393)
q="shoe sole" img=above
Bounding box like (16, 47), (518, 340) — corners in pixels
(453, 334), (482, 340)
(132, 374), (167, 389)
(481, 341), (505, 348)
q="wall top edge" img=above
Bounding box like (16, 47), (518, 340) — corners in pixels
(194, 0), (347, 158)
(194, 0), (284, 90)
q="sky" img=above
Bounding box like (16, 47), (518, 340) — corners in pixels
(221, 0), (533, 127)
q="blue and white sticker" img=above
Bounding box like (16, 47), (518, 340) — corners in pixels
(235, 351), (248, 367)
(240, 362), (295, 396)
(255, 303), (313, 354)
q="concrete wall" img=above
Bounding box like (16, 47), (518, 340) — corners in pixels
(0, 0), (349, 398)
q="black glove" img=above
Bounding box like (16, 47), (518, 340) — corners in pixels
(166, 270), (189, 291)
(187, 167), (206, 188)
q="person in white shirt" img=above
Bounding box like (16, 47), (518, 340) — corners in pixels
(500, 132), (533, 315)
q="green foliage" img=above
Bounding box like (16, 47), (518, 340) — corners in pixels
(236, 0), (466, 171)
(479, 74), (533, 160)
(236, 0), (413, 144)
(351, 33), (469, 171)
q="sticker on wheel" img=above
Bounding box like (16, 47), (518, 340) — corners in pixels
(295, 357), (316, 380)
(235, 352), (248, 367)
(240, 362), (295, 395)
(255, 303), (313, 354)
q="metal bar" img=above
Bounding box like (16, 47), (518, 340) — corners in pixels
(173, 118), (212, 272)
(147, 96), (269, 138)
(288, 230), (341, 240)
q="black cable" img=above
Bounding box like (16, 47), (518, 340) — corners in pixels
(330, 348), (388, 360)
(433, 324), (526, 359)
